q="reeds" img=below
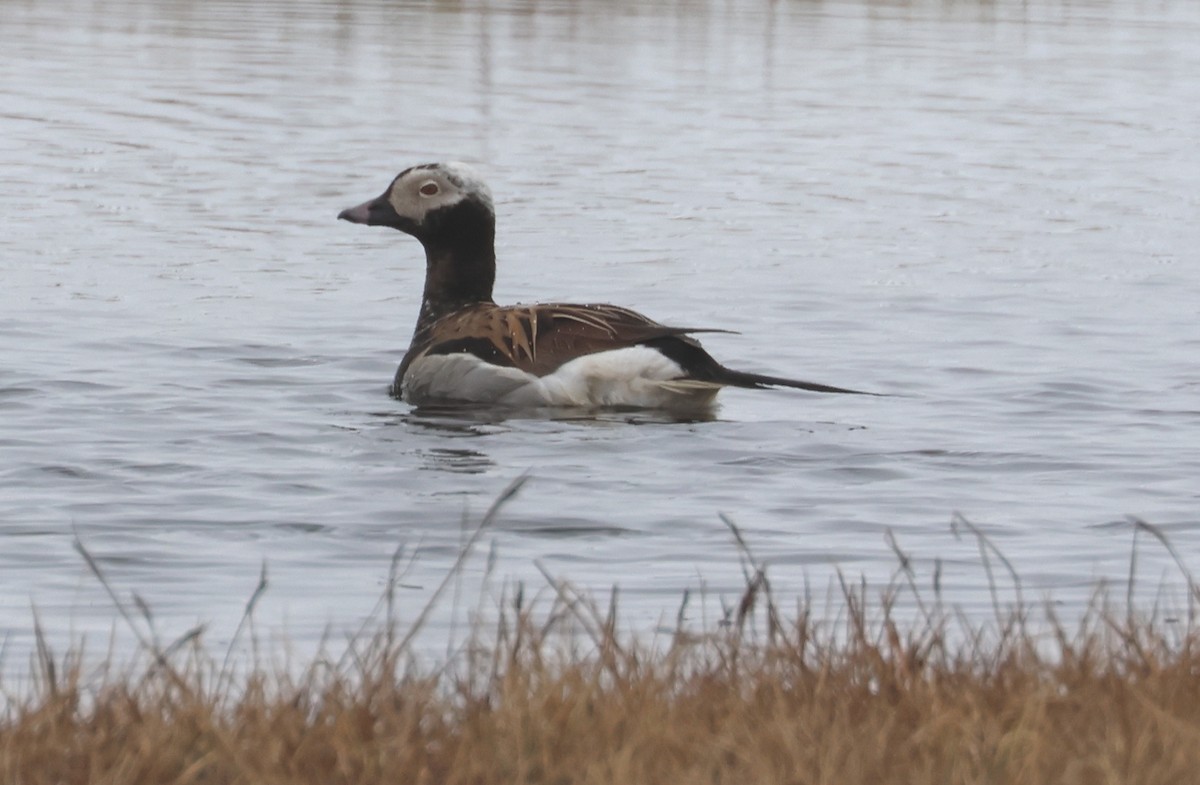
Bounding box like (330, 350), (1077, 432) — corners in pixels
(3, 493), (1200, 784)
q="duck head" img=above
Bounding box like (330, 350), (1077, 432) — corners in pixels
(339, 162), (498, 313)
(338, 162), (495, 243)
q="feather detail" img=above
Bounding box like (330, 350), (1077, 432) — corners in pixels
(405, 303), (727, 379)
(652, 378), (725, 394)
(394, 301), (871, 405)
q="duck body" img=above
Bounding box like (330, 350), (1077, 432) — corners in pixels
(403, 339), (712, 408)
(338, 162), (866, 409)
(395, 302), (733, 408)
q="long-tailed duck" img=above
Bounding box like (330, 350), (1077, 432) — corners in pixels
(338, 162), (868, 409)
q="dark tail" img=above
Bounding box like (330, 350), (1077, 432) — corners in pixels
(718, 368), (878, 396)
(642, 335), (878, 396)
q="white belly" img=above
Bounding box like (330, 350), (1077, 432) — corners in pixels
(401, 346), (722, 408)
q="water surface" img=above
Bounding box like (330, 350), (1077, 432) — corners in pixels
(2, 0), (1199, 665)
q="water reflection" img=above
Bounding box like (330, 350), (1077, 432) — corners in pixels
(400, 402), (719, 430)
(419, 446), (494, 474)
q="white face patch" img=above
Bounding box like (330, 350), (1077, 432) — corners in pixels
(385, 162), (493, 226)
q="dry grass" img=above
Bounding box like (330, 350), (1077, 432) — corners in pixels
(4, 491), (1200, 784)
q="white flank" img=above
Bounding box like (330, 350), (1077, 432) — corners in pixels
(402, 347), (723, 408)
(401, 354), (531, 403)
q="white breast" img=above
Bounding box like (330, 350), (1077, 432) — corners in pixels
(401, 347), (722, 408)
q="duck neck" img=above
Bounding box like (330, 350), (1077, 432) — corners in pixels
(406, 195), (499, 334)
(416, 239), (497, 326)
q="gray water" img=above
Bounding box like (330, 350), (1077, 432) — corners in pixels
(2, 0), (1198, 666)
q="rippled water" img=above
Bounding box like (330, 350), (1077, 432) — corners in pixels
(2, 0), (1198, 665)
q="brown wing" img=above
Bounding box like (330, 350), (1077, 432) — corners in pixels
(411, 303), (729, 377)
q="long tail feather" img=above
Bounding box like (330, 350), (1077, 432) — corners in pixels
(719, 368), (877, 395)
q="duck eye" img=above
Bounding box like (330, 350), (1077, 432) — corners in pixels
(419, 182), (439, 196)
